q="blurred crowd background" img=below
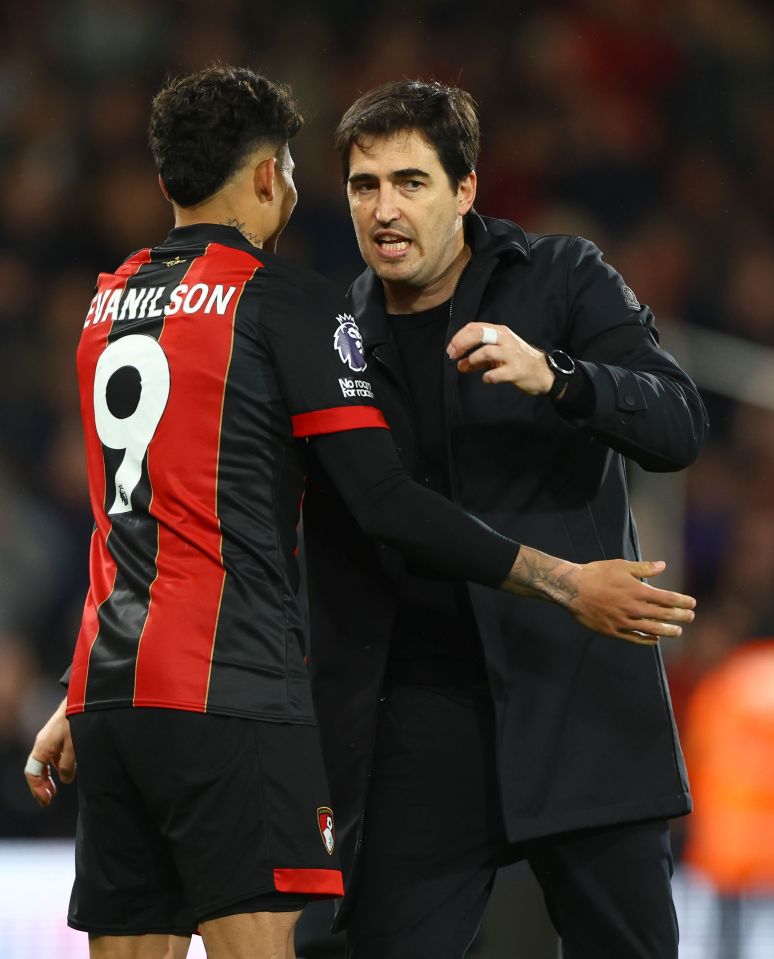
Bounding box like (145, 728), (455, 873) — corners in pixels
(1, 0), (773, 953)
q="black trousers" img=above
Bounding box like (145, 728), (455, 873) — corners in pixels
(345, 684), (678, 959)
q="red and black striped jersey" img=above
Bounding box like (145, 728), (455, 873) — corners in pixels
(66, 223), (387, 722)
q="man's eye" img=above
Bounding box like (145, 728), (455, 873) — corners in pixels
(403, 180), (423, 190)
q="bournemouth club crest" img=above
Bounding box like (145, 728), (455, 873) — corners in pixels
(333, 313), (367, 373)
(317, 806), (335, 855)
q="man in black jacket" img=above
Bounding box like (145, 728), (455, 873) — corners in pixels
(304, 80), (708, 958)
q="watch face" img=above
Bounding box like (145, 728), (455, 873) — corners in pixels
(549, 350), (575, 376)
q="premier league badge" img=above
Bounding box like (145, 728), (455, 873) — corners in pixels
(333, 314), (367, 372)
(317, 806), (335, 855)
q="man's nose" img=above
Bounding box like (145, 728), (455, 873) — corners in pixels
(374, 186), (400, 224)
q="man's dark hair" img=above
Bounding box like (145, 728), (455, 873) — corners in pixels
(149, 64), (303, 207)
(334, 79), (480, 189)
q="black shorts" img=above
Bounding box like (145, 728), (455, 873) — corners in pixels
(68, 708), (343, 936)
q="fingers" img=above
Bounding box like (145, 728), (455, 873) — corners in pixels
(601, 619), (679, 642)
(642, 584), (696, 610)
(629, 592), (696, 624)
(24, 700), (74, 806)
(57, 738), (77, 784)
(448, 324), (554, 395)
(613, 604), (693, 637)
(605, 620), (681, 644)
(456, 345), (501, 374)
(574, 559), (698, 643)
(648, 605), (694, 625)
(620, 561), (698, 613)
(447, 322), (505, 360)
(24, 755), (58, 807)
(613, 601), (694, 639)
(481, 365), (526, 385)
(624, 596), (695, 624)
(613, 631), (660, 646)
(629, 619), (683, 638)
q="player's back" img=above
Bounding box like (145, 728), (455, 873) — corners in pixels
(67, 224), (319, 723)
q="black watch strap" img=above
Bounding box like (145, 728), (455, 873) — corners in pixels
(545, 349), (576, 400)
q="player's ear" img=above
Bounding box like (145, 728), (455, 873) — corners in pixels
(254, 156), (276, 204)
(158, 175), (171, 202)
(457, 171), (476, 215)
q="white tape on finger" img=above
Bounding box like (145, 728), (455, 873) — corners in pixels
(481, 326), (499, 345)
(25, 757), (45, 777)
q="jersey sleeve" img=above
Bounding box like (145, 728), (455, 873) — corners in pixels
(258, 267), (388, 438)
(310, 428), (519, 587)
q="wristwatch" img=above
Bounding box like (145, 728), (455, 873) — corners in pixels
(545, 349), (576, 399)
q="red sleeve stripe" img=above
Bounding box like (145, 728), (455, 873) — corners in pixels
(273, 867), (345, 896)
(291, 405), (389, 437)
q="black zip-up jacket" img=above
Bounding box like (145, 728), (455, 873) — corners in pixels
(304, 212), (708, 902)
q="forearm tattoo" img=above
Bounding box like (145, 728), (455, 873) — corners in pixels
(505, 549), (580, 606)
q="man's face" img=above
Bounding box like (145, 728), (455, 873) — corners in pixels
(346, 130), (476, 292)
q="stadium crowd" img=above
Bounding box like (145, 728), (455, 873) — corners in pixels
(0, 0), (772, 934)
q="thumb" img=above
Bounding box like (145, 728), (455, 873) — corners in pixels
(627, 560), (666, 578)
(56, 743), (77, 785)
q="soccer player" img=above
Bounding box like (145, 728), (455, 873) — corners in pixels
(302, 79), (709, 958)
(25, 67), (696, 959)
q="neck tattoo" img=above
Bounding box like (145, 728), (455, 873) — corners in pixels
(222, 218), (260, 247)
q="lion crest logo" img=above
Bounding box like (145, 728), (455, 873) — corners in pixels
(333, 314), (367, 373)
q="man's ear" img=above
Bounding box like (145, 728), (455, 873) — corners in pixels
(158, 174), (171, 202)
(254, 156), (277, 203)
(457, 171), (477, 215)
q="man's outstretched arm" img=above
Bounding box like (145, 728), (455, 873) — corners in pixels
(504, 549), (692, 645)
(310, 428), (694, 644)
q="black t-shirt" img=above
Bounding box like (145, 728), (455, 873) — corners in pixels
(386, 299), (487, 686)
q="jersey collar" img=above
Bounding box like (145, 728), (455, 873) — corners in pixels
(163, 222), (261, 256)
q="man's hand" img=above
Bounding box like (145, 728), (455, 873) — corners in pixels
(24, 697), (74, 807)
(504, 549), (695, 644)
(447, 323), (554, 395)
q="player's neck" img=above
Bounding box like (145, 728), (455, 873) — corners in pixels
(172, 199), (267, 249)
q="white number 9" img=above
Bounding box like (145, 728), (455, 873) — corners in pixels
(93, 334), (170, 515)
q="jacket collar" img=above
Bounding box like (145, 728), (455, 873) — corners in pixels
(464, 210), (531, 262)
(349, 212), (531, 349)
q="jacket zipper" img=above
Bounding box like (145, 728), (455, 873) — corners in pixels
(445, 294), (462, 503)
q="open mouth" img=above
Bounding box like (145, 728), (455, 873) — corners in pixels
(374, 234), (412, 258)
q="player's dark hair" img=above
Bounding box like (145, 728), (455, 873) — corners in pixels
(334, 79), (480, 189)
(149, 64), (303, 207)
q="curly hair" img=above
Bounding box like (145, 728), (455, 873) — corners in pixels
(334, 79), (480, 189)
(149, 64), (303, 207)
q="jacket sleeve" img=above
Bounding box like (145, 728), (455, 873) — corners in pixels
(557, 237), (708, 472)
